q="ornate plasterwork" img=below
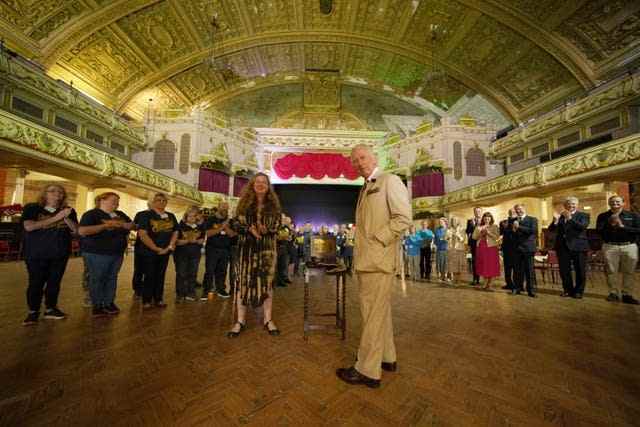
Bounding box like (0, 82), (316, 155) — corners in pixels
(491, 71), (640, 156)
(1, 0), (640, 124)
(557, 1), (640, 64)
(28, 1), (88, 41)
(59, 28), (150, 96)
(549, 137), (640, 181)
(256, 128), (386, 151)
(116, 1), (198, 69)
(0, 109), (202, 204)
(446, 133), (640, 208)
(413, 196), (443, 214)
(0, 112), (103, 170)
(1, 56), (143, 146)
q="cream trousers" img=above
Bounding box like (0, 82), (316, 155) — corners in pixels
(355, 271), (396, 380)
(603, 243), (638, 295)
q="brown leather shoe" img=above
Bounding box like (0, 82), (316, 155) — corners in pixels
(381, 362), (397, 372)
(336, 367), (380, 388)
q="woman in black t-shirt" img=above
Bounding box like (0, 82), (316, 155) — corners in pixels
(79, 192), (134, 316)
(21, 184), (78, 326)
(135, 193), (178, 308)
(174, 206), (205, 302)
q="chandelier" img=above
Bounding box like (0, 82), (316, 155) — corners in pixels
(424, 23), (448, 84)
(205, 13), (222, 71)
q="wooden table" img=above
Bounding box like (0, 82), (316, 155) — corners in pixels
(303, 266), (347, 341)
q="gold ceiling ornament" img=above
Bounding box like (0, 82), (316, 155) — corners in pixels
(421, 17), (449, 106)
(2, 0), (640, 124)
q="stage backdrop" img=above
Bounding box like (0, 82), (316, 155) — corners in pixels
(274, 184), (359, 228)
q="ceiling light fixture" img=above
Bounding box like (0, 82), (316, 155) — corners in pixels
(423, 21), (448, 106)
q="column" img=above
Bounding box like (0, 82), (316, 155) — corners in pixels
(10, 168), (26, 206)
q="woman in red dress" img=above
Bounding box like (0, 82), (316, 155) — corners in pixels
(472, 212), (501, 291)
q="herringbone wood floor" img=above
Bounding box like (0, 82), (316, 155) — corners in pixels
(0, 255), (639, 426)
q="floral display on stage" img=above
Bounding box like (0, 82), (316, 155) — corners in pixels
(273, 153), (359, 180)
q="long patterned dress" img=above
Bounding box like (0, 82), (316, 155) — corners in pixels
(232, 208), (280, 307)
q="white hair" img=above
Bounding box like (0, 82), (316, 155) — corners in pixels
(564, 196), (579, 204)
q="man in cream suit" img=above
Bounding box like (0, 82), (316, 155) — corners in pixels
(336, 145), (412, 388)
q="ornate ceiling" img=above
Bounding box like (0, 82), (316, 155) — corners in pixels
(1, 0), (639, 124)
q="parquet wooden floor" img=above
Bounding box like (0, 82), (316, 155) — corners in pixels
(0, 255), (639, 426)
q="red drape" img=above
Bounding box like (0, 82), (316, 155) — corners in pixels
(273, 153), (359, 180)
(233, 176), (249, 197)
(412, 172), (444, 197)
(198, 168), (229, 194)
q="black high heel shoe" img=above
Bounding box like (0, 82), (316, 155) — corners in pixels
(264, 320), (280, 336)
(227, 321), (245, 338)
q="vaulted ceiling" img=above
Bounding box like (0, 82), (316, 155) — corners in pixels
(1, 0), (639, 124)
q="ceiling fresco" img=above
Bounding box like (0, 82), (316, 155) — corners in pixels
(1, 0), (638, 125)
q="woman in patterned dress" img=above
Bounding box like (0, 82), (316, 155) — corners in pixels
(228, 173), (282, 338)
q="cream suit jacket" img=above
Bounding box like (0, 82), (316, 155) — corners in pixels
(354, 171), (412, 274)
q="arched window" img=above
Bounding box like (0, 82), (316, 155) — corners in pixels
(153, 139), (175, 170)
(453, 141), (463, 180)
(179, 134), (191, 174)
(466, 146), (486, 177)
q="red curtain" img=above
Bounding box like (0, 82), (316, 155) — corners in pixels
(233, 176), (249, 197)
(198, 168), (229, 194)
(412, 173), (444, 197)
(273, 153), (359, 180)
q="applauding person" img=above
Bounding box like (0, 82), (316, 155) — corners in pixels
(548, 197), (590, 298)
(597, 195), (640, 304)
(174, 206), (206, 303)
(472, 212), (500, 291)
(135, 193), (178, 309)
(21, 184), (78, 325)
(511, 204), (538, 297)
(79, 192), (134, 316)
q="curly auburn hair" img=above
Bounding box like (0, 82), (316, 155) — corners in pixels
(236, 172), (281, 217)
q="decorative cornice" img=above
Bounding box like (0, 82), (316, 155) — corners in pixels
(0, 109), (202, 204)
(447, 133), (640, 208)
(413, 196), (444, 214)
(491, 71), (640, 156)
(0, 56), (144, 146)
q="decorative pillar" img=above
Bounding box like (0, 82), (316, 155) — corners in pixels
(540, 197), (549, 227)
(10, 168), (27, 205)
(228, 171), (234, 201)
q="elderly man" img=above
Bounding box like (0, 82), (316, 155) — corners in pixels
(511, 204), (538, 297)
(596, 195), (640, 305)
(548, 197), (591, 298)
(336, 145), (412, 388)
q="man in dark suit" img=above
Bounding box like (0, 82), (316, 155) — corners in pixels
(511, 204), (538, 297)
(548, 197), (590, 299)
(466, 207), (483, 286)
(499, 209), (517, 290)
